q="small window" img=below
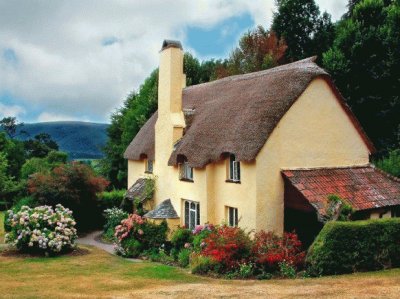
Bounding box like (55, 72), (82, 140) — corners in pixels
(228, 154), (240, 182)
(184, 200), (200, 230)
(179, 161), (193, 181)
(146, 159), (153, 173)
(227, 207), (238, 227)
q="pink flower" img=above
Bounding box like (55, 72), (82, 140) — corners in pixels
(138, 229), (144, 235)
(184, 242), (191, 249)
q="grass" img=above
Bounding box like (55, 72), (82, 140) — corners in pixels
(1, 215), (399, 298)
(0, 211), (4, 244)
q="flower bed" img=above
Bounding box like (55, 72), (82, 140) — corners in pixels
(4, 204), (77, 255)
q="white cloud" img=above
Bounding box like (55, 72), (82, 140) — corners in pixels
(0, 103), (26, 118)
(37, 112), (88, 123)
(0, 0), (347, 123)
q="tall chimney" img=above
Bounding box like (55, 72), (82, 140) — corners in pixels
(158, 40), (185, 115)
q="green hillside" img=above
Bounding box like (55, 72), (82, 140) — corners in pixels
(15, 121), (109, 159)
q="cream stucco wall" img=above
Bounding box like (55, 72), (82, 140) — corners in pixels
(255, 78), (370, 233)
(127, 62), (371, 233)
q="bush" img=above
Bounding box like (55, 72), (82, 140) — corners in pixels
(375, 149), (400, 178)
(252, 231), (305, 273)
(170, 226), (193, 258)
(192, 224), (215, 252)
(200, 225), (252, 273)
(5, 204), (77, 255)
(28, 162), (109, 231)
(98, 189), (126, 210)
(178, 248), (191, 268)
(190, 254), (217, 275)
(114, 214), (168, 258)
(11, 196), (38, 212)
(103, 208), (128, 242)
(306, 218), (400, 275)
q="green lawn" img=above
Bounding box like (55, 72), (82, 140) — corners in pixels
(0, 211), (4, 244)
(1, 213), (399, 298)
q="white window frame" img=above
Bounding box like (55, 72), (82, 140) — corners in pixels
(227, 206), (238, 227)
(179, 161), (193, 181)
(184, 200), (200, 230)
(229, 154), (240, 182)
(146, 159), (153, 173)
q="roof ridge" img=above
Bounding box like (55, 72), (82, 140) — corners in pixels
(281, 164), (371, 172)
(183, 57), (325, 91)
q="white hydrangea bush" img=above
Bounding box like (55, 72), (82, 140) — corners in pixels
(5, 204), (77, 254)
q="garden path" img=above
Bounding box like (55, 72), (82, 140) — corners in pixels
(77, 230), (142, 262)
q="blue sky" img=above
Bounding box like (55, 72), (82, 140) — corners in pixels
(0, 0), (347, 124)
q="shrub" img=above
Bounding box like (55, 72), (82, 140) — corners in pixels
(98, 189), (126, 210)
(190, 254), (217, 275)
(252, 231), (305, 273)
(28, 162), (109, 231)
(114, 214), (168, 258)
(5, 204), (77, 255)
(192, 224), (215, 252)
(170, 226), (193, 258)
(375, 149), (400, 177)
(306, 218), (400, 275)
(200, 225), (252, 273)
(279, 261), (296, 278)
(178, 248), (191, 268)
(103, 208), (128, 242)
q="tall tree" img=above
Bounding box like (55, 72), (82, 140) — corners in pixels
(226, 26), (287, 75)
(272, 0), (335, 61)
(0, 117), (25, 139)
(323, 0), (400, 151)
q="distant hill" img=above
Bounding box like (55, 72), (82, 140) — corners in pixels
(15, 121), (109, 159)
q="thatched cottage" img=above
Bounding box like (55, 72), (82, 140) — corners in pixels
(124, 40), (400, 241)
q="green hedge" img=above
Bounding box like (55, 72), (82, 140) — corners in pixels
(306, 218), (400, 275)
(97, 190), (126, 210)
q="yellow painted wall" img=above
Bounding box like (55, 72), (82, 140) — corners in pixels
(127, 160), (145, 188)
(255, 78), (370, 233)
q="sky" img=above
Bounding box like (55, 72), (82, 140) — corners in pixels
(0, 0), (348, 124)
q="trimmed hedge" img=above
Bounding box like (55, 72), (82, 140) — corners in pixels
(306, 218), (400, 275)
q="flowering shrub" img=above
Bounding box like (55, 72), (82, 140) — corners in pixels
(252, 231), (305, 272)
(200, 225), (252, 272)
(103, 208), (128, 241)
(5, 204), (77, 255)
(192, 224), (215, 252)
(114, 214), (168, 257)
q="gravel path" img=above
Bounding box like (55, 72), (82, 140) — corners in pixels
(77, 230), (142, 262)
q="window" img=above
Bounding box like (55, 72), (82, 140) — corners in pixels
(145, 159), (153, 173)
(228, 154), (240, 182)
(184, 200), (200, 229)
(179, 161), (193, 181)
(227, 207), (238, 227)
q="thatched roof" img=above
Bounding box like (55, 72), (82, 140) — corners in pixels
(124, 57), (374, 167)
(124, 112), (157, 160)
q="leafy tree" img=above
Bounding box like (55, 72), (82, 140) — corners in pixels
(21, 151), (68, 179)
(375, 149), (400, 177)
(0, 117), (25, 139)
(272, 0), (335, 61)
(24, 133), (59, 158)
(28, 162), (109, 231)
(0, 152), (16, 209)
(0, 132), (26, 179)
(226, 26), (287, 75)
(323, 0), (400, 151)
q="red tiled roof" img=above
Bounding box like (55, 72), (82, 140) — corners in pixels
(282, 166), (400, 216)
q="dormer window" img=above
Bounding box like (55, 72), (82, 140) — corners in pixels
(228, 154), (240, 182)
(145, 159), (153, 173)
(179, 161), (193, 182)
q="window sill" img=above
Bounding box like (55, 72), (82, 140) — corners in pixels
(144, 171), (153, 174)
(180, 178), (194, 183)
(225, 179), (241, 184)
